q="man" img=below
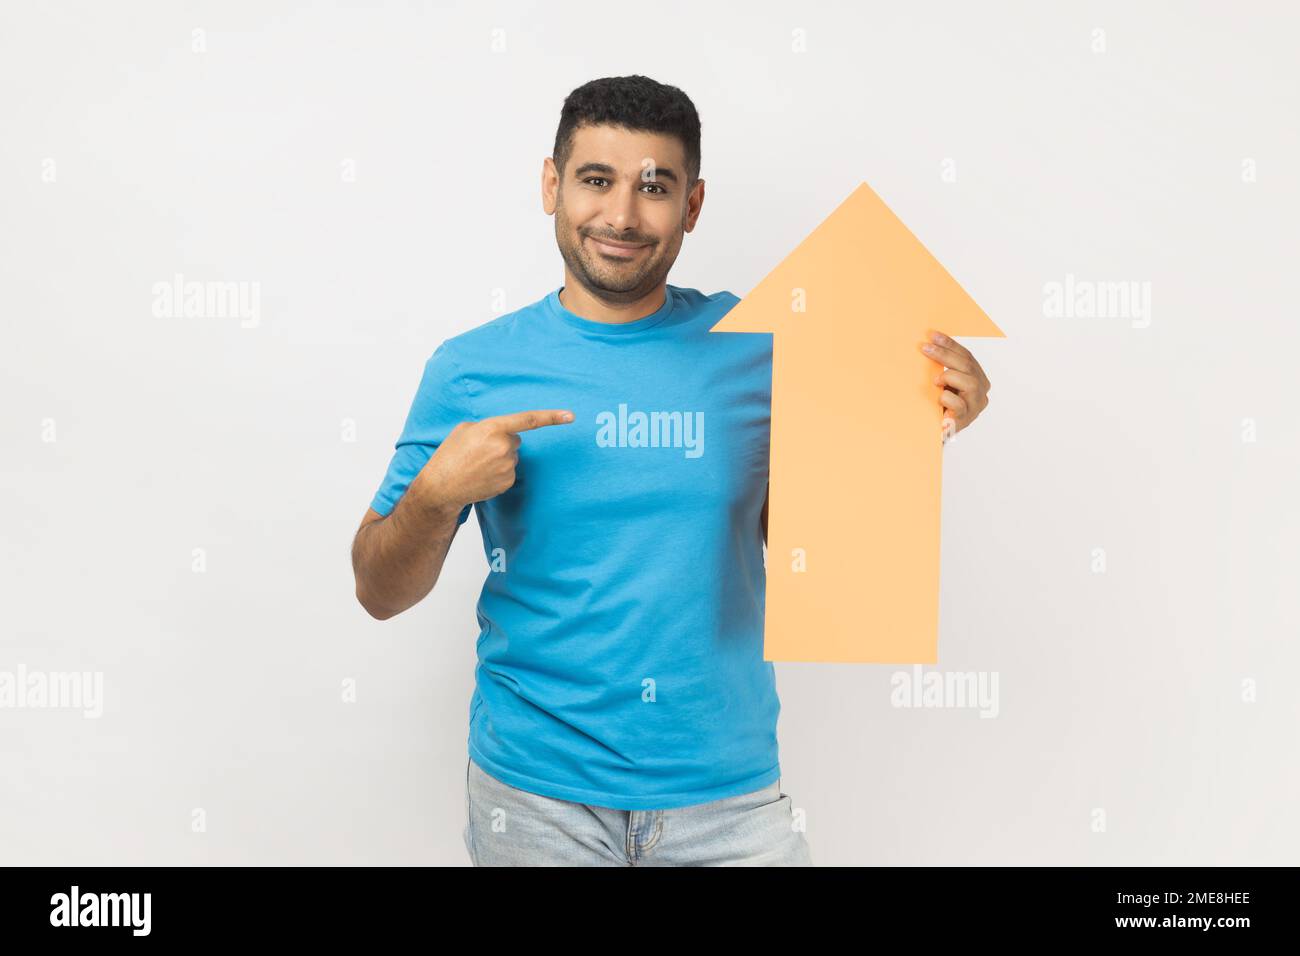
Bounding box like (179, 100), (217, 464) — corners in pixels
(351, 75), (992, 866)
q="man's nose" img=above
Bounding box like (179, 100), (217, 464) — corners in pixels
(604, 183), (640, 231)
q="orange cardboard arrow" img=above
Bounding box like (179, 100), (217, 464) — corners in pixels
(710, 181), (1005, 663)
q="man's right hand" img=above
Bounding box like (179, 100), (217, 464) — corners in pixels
(412, 409), (575, 511)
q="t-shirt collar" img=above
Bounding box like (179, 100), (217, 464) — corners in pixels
(546, 285), (676, 337)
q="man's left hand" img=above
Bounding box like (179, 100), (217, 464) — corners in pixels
(918, 330), (991, 439)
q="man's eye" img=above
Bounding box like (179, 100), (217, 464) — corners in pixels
(582, 178), (665, 194)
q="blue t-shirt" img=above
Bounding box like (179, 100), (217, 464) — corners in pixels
(369, 284), (779, 810)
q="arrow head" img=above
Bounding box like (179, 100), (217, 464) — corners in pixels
(710, 181), (1004, 342)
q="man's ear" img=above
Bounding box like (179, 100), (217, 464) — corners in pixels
(684, 177), (705, 233)
(541, 157), (560, 215)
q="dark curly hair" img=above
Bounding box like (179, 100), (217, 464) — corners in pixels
(552, 75), (702, 189)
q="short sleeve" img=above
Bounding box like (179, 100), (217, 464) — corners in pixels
(369, 341), (474, 525)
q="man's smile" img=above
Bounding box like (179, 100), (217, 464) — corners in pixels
(587, 235), (650, 258)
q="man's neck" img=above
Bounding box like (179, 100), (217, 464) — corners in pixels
(558, 276), (667, 325)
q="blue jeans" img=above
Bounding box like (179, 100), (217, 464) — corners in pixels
(462, 756), (813, 866)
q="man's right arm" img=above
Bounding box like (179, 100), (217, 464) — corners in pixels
(351, 466), (465, 621)
(351, 407), (574, 621)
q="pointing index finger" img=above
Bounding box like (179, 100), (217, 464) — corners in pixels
(487, 409), (575, 432)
